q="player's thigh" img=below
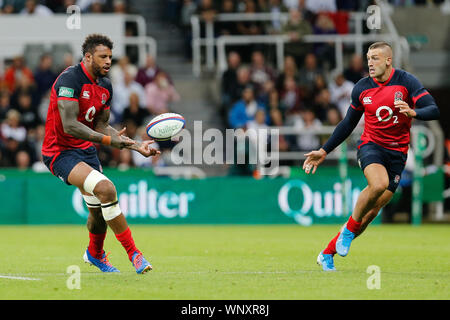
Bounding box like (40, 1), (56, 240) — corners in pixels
(363, 163), (390, 192)
(68, 161), (97, 190)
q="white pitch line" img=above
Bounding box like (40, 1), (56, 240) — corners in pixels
(0, 275), (41, 281)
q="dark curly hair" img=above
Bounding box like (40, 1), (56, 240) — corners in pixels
(82, 34), (114, 56)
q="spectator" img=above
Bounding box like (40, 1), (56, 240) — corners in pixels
(294, 107), (322, 151)
(122, 92), (150, 127)
(344, 53), (368, 84)
(305, 0), (337, 13)
(0, 91), (12, 122)
(320, 105), (342, 141)
(144, 72), (180, 115)
(312, 13), (337, 68)
(218, 0), (237, 35)
(15, 150), (31, 170)
(76, 0), (106, 12)
(33, 53), (57, 101)
(15, 92), (41, 130)
(312, 88), (338, 122)
(230, 65), (255, 105)
(109, 56), (137, 86)
(221, 51), (241, 121)
(282, 8), (313, 67)
(267, 88), (287, 124)
(1, 0), (26, 13)
(20, 0), (53, 15)
(89, 0), (105, 13)
(196, 0), (217, 24)
(309, 73), (328, 106)
(228, 85), (266, 129)
(264, 0), (289, 34)
(1, 109), (26, 142)
(10, 72), (40, 111)
(280, 76), (303, 116)
(249, 51), (277, 97)
(257, 79), (275, 107)
(113, 0), (127, 14)
(329, 72), (354, 117)
(275, 55), (299, 92)
(135, 54), (168, 88)
(3, 56), (34, 93)
(298, 53), (324, 99)
(236, 0), (264, 36)
(112, 71), (146, 121)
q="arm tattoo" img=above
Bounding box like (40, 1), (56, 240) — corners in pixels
(58, 100), (104, 143)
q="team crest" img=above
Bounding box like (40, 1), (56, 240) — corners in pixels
(394, 175), (401, 184)
(394, 91), (403, 101)
(101, 93), (107, 105)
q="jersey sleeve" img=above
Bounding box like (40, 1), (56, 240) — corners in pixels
(105, 81), (113, 109)
(404, 72), (431, 106)
(54, 72), (81, 102)
(349, 80), (364, 111)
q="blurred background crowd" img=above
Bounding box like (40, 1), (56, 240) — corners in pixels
(0, 0), (448, 176)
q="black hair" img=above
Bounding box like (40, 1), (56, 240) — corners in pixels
(82, 34), (114, 56)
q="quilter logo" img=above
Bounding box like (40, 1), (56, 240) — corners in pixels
(72, 181), (195, 219)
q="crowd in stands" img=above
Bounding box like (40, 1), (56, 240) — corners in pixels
(0, 0), (132, 15)
(221, 48), (366, 168)
(0, 49), (181, 170)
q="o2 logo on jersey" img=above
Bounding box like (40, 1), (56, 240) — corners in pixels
(375, 106), (398, 124)
(85, 106), (96, 122)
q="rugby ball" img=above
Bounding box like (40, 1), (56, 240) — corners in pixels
(146, 113), (185, 141)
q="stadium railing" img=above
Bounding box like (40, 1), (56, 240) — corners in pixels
(190, 4), (410, 77)
(0, 14), (156, 68)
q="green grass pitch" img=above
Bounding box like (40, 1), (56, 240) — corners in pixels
(0, 224), (448, 300)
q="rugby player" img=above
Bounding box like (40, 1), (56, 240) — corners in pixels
(302, 42), (440, 271)
(42, 34), (160, 274)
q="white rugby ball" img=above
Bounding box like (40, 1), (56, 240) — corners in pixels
(146, 113), (185, 141)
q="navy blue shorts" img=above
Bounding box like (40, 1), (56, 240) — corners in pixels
(357, 142), (407, 193)
(42, 146), (102, 185)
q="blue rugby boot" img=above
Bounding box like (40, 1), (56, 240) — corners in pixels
(83, 249), (120, 273)
(317, 251), (336, 271)
(336, 226), (355, 257)
(131, 251), (152, 274)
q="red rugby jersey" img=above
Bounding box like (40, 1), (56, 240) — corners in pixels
(42, 62), (112, 156)
(350, 68), (432, 154)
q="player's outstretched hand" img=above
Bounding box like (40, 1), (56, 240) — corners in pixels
(111, 127), (136, 149)
(394, 100), (416, 118)
(303, 148), (327, 174)
(133, 139), (161, 157)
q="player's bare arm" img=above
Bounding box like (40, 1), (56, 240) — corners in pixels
(58, 99), (135, 149)
(95, 107), (161, 157)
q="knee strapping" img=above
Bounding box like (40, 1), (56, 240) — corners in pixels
(82, 194), (101, 208)
(101, 199), (122, 221)
(83, 170), (110, 195)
